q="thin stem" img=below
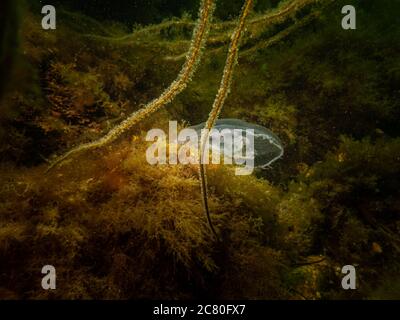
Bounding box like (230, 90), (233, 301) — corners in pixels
(47, 0), (216, 172)
(199, 0), (254, 239)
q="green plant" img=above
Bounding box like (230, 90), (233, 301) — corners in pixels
(46, 0), (318, 238)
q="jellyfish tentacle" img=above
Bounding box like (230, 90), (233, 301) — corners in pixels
(47, 0), (216, 172)
(199, 0), (254, 239)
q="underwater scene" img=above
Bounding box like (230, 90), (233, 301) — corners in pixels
(0, 0), (399, 300)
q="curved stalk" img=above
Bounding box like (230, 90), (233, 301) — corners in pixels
(47, 0), (216, 172)
(199, 0), (254, 239)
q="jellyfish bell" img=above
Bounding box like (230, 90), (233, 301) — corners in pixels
(186, 118), (284, 169)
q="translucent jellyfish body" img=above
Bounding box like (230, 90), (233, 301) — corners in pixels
(189, 118), (284, 169)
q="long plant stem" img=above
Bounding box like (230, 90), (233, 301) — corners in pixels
(199, 0), (254, 239)
(47, 0), (216, 172)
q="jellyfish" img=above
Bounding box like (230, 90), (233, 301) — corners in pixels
(188, 118), (284, 169)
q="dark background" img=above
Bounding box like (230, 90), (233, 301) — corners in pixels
(30, 0), (280, 25)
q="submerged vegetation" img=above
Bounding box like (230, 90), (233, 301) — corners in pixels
(0, 0), (399, 299)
